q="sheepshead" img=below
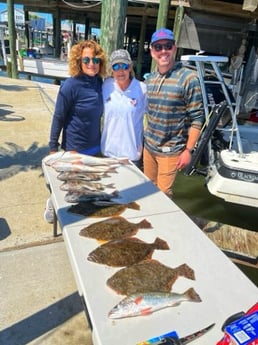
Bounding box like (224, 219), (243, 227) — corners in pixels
(60, 180), (116, 192)
(68, 201), (140, 217)
(79, 216), (153, 241)
(87, 237), (169, 267)
(64, 190), (119, 203)
(51, 161), (118, 173)
(107, 260), (195, 295)
(108, 287), (202, 319)
(57, 171), (110, 182)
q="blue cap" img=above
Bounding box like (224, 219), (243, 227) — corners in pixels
(151, 28), (174, 45)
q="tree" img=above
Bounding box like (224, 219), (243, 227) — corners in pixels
(100, 0), (128, 62)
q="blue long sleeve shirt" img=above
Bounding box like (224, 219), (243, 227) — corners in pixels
(49, 74), (103, 154)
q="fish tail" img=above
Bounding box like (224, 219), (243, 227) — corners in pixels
(106, 183), (116, 189)
(127, 202), (140, 210)
(138, 219), (153, 229)
(184, 288), (202, 303)
(102, 172), (111, 178)
(118, 158), (131, 165)
(153, 237), (170, 250)
(108, 167), (118, 173)
(177, 263), (195, 280)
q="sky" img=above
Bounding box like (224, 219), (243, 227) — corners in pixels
(0, 2), (53, 24)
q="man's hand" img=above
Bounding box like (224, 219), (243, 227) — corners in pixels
(176, 149), (192, 171)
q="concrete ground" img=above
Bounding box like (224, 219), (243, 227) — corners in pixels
(0, 76), (93, 344)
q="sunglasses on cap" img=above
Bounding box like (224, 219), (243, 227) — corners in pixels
(152, 42), (173, 52)
(82, 56), (100, 65)
(112, 63), (130, 71)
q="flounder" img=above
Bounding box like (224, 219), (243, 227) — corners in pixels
(68, 201), (140, 218)
(79, 216), (153, 241)
(107, 259), (195, 295)
(87, 237), (169, 267)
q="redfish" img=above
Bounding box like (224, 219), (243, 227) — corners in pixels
(79, 216), (153, 241)
(108, 288), (202, 319)
(43, 151), (84, 166)
(52, 161), (118, 173)
(72, 155), (130, 166)
(87, 237), (169, 267)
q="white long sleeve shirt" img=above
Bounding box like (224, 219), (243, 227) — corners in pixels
(101, 77), (147, 161)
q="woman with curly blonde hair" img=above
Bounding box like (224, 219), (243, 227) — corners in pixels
(69, 40), (107, 78)
(44, 40), (107, 223)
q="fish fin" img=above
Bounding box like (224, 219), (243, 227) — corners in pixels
(127, 202), (140, 210)
(70, 159), (81, 164)
(106, 183), (116, 189)
(177, 263), (195, 280)
(138, 219), (153, 229)
(185, 288), (202, 303)
(134, 295), (144, 304)
(140, 307), (153, 316)
(153, 237), (170, 250)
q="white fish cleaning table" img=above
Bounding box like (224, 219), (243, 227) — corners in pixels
(42, 161), (258, 345)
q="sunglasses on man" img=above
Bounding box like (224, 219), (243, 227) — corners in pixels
(82, 57), (100, 65)
(152, 42), (174, 52)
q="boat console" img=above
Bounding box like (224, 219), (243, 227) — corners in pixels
(182, 55), (258, 208)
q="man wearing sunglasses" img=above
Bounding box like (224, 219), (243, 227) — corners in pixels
(143, 28), (204, 197)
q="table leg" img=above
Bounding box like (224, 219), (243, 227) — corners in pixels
(53, 210), (58, 237)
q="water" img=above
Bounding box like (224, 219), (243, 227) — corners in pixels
(0, 69), (57, 85)
(173, 172), (258, 231)
(173, 172), (258, 286)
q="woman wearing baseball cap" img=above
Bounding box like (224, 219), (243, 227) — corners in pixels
(101, 49), (147, 169)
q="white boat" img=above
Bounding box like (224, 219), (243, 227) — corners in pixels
(182, 55), (258, 208)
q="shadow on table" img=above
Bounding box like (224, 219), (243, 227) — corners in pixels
(0, 292), (83, 344)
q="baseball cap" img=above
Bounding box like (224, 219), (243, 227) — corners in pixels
(151, 28), (174, 45)
(110, 49), (132, 65)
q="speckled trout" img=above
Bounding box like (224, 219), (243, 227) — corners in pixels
(108, 288), (202, 318)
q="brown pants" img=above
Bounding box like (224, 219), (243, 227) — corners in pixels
(143, 147), (178, 196)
